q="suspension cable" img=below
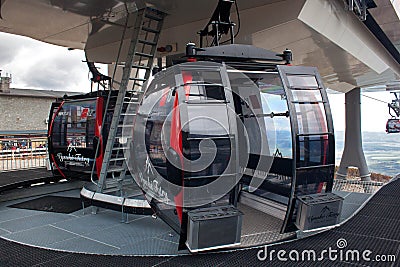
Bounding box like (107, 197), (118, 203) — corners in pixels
(361, 93), (389, 104)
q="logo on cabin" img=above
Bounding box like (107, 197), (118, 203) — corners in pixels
(67, 143), (77, 153)
(57, 111), (70, 116)
(57, 152), (91, 167)
(309, 206), (339, 223)
(56, 143), (91, 167)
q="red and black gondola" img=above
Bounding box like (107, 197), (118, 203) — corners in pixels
(47, 91), (116, 180)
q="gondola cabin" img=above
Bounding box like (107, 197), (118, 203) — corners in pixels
(73, 43), (336, 252)
(126, 44), (335, 249)
(48, 91), (116, 180)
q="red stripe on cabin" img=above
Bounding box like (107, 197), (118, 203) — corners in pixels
(95, 97), (104, 179)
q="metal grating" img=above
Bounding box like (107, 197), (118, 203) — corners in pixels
(0, 177), (399, 266)
(238, 203), (295, 247)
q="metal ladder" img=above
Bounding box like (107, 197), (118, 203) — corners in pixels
(95, 7), (165, 194)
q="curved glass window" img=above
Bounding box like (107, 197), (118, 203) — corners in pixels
(52, 99), (97, 148)
(294, 103), (327, 134)
(287, 75), (319, 88)
(184, 102), (231, 179)
(258, 73), (291, 158)
(298, 134), (329, 167)
(144, 87), (173, 179)
(291, 90), (322, 102)
(181, 68), (232, 180)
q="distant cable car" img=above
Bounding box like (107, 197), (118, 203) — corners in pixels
(386, 82), (400, 133)
(386, 118), (400, 133)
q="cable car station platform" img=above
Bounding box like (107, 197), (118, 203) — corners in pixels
(1, 0), (400, 265)
(0, 43), (395, 265)
(0, 168), (397, 266)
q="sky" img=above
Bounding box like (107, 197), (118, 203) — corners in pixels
(0, 32), (96, 93)
(328, 91), (392, 132)
(0, 32), (394, 133)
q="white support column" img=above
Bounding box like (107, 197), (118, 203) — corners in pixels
(337, 87), (371, 180)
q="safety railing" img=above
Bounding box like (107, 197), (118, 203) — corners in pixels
(333, 178), (385, 194)
(0, 137), (48, 171)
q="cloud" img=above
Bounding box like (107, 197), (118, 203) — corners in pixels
(0, 32), (93, 92)
(0, 33), (27, 66)
(21, 51), (89, 91)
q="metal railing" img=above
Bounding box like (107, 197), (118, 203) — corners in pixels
(0, 137), (48, 171)
(333, 178), (385, 194)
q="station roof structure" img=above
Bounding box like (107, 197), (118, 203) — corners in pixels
(0, 0), (399, 91)
(0, 88), (81, 98)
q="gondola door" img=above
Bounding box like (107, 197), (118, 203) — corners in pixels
(132, 63), (240, 250)
(175, 63), (240, 249)
(277, 65), (335, 232)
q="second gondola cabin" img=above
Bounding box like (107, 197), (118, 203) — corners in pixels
(48, 91), (117, 180)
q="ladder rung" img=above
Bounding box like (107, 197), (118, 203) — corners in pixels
(124, 94), (140, 97)
(129, 77), (147, 82)
(121, 113), (137, 116)
(123, 104), (139, 108)
(112, 147), (128, 151)
(142, 27), (160, 34)
(127, 90), (143, 93)
(145, 13), (163, 21)
(118, 124), (134, 127)
(136, 52), (154, 58)
(132, 64), (150, 70)
(138, 39), (157, 46)
(132, 83), (144, 89)
(109, 158), (126, 162)
(107, 166), (125, 173)
(125, 91), (141, 97)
